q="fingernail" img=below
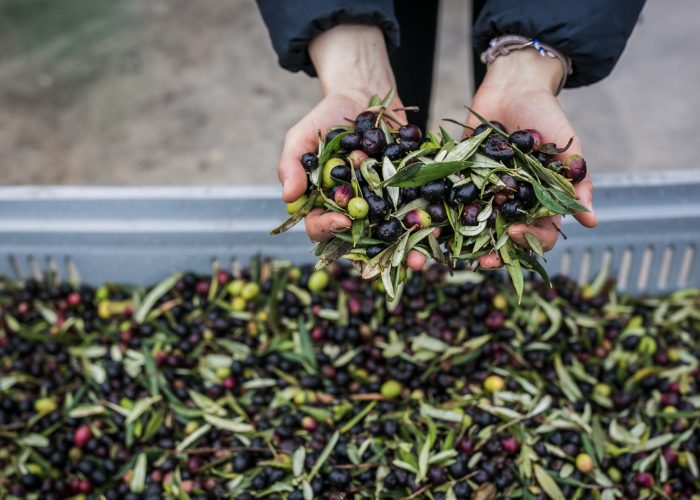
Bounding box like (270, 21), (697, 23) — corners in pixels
(331, 222), (350, 233)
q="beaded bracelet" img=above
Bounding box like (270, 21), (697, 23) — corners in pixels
(480, 35), (573, 95)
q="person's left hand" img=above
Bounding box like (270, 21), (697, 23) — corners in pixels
(464, 49), (597, 268)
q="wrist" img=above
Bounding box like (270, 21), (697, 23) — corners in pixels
(309, 24), (396, 102)
(482, 48), (563, 95)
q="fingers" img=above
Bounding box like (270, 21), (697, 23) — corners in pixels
(479, 253), (502, 269)
(406, 250), (426, 270)
(279, 126), (315, 203)
(304, 209), (351, 242)
(507, 215), (562, 252)
(572, 175), (597, 228)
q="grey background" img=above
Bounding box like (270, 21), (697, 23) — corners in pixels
(0, 0), (697, 186)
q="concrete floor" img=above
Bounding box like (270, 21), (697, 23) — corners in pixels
(0, 0), (698, 186)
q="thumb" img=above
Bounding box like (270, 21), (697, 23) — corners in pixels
(279, 126), (315, 203)
(573, 174), (597, 228)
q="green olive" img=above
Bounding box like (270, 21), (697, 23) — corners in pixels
(286, 195), (309, 215)
(348, 197), (369, 219)
(322, 158), (346, 189)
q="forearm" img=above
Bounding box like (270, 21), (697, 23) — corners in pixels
(309, 25), (396, 100)
(480, 49), (563, 96)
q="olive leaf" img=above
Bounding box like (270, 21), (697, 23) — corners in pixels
(524, 232), (545, 258)
(382, 156), (400, 208)
(548, 187), (589, 213)
(380, 87), (395, 108)
(362, 244), (395, 280)
(500, 242), (524, 301)
(428, 233), (447, 265)
(516, 248), (551, 287)
(203, 415), (255, 434)
(309, 431), (339, 480)
(360, 159), (383, 196)
(318, 130), (349, 167)
(539, 137), (574, 154)
(444, 128), (490, 162)
(383, 160), (472, 188)
(554, 354), (583, 402)
(314, 239), (353, 270)
(270, 193), (319, 235)
(381, 266), (396, 299)
(534, 464), (566, 500)
(130, 453), (147, 493)
(471, 153), (504, 170)
(292, 446), (306, 477)
(351, 219), (365, 246)
(392, 197), (430, 219)
(531, 182), (571, 215)
(135, 274), (179, 323)
(458, 220), (487, 237)
(471, 483), (497, 500)
(392, 230), (414, 268)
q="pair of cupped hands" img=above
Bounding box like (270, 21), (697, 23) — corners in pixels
(277, 25), (596, 270)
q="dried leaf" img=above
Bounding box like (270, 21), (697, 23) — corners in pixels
(314, 239), (353, 271)
(270, 193), (318, 235)
(471, 483), (497, 500)
(539, 137), (574, 154)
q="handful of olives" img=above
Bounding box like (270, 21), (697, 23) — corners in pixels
(272, 90), (588, 301)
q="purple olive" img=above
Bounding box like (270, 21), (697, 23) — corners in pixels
(403, 209), (432, 230)
(508, 130), (534, 154)
(563, 154), (587, 184)
(399, 124), (422, 142)
(460, 204), (480, 226)
(361, 128), (387, 156)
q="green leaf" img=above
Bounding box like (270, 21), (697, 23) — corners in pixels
(534, 464), (566, 500)
(380, 87), (395, 108)
(351, 219), (365, 246)
(130, 453), (147, 493)
(549, 187), (589, 213)
(554, 354), (582, 402)
(531, 182), (570, 215)
(17, 434), (49, 448)
(383, 161), (473, 188)
(270, 192), (319, 235)
(203, 415), (254, 434)
(297, 322), (318, 373)
(392, 197), (430, 219)
(135, 275), (179, 323)
(392, 230), (414, 268)
(126, 395), (162, 425)
(318, 131), (349, 167)
(524, 232), (545, 258)
(360, 159), (383, 195)
(293, 446), (306, 477)
(340, 401), (377, 434)
(382, 156), (400, 208)
(176, 423), (211, 451)
(500, 242), (524, 301)
(444, 128), (490, 162)
(309, 431), (339, 480)
(516, 248), (551, 287)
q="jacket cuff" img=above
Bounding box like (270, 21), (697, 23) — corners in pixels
(257, 1), (400, 77)
(472, 0), (645, 88)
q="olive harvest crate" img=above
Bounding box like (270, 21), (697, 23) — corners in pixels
(0, 169), (698, 294)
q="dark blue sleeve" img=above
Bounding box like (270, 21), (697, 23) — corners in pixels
(256, 0), (400, 77)
(472, 0), (646, 87)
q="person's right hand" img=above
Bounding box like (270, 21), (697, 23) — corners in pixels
(278, 24), (405, 243)
(280, 91), (404, 242)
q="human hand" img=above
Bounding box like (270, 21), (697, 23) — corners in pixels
(279, 25), (428, 269)
(464, 49), (597, 269)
